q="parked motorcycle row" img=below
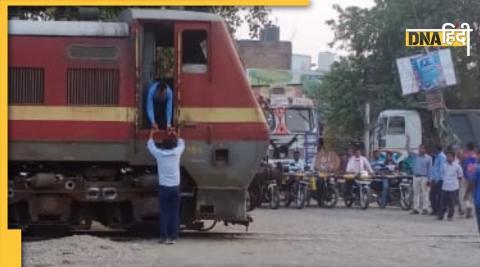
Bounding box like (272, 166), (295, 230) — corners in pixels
(257, 171), (414, 210)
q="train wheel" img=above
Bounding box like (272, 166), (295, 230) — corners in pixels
(199, 220), (217, 232)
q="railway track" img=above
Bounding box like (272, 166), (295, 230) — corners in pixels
(23, 228), (252, 242)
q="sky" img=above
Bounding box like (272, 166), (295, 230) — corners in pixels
(236, 0), (375, 62)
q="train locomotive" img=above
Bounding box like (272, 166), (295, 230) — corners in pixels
(8, 9), (269, 231)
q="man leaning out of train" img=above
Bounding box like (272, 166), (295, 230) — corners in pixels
(147, 129), (185, 244)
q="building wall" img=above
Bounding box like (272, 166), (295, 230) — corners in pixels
(317, 52), (336, 72)
(236, 40), (292, 70)
(291, 54), (311, 71)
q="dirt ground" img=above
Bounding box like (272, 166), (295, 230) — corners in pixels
(23, 205), (480, 267)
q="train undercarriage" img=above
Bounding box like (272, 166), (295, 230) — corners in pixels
(8, 162), (251, 233)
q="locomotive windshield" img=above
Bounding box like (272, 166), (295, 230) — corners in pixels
(285, 108), (314, 132)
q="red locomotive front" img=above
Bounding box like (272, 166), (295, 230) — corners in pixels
(8, 9), (269, 231)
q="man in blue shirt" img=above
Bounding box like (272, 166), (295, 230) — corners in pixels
(430, 145), (446, 215)
(146, 81), (173, 130)
(465, 149), (480, 234)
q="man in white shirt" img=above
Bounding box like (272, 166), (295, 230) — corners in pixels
(344, 149), (373, 202)
(438, 151), (463, 221)
(346, 149), (374, 174)
(147, 129), (185, 244)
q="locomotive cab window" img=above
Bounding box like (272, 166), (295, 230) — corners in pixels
(182, 30), (208, 74)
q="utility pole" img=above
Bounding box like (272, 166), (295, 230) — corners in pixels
(408, 0), (459, 148)
(364, 103), (370, 157)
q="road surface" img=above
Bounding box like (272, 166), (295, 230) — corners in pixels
(23, 206), (480, 267)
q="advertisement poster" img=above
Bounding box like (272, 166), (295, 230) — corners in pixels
(396, 49), (457, 95)
(410, 51), (446, 91)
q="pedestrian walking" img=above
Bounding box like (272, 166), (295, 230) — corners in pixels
(437, 151), (463, 221)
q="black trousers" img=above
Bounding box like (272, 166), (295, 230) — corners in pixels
(438, 190), (458, 219)
(158, 185), (180, 240)
(430, 180), (443, 214)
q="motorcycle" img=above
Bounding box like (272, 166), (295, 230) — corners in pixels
(310, 172), (339, 208)
(339, 173), (372, 210)
(266, 179), (281, 209)
(399, 176), (413, 210)
(284, 172), (309, 209)
(371, 173), (413, 210)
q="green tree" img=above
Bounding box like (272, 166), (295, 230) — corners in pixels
(8, 6), (271, 38)
(314, 0), (480, 143)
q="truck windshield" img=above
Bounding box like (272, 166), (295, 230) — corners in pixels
(286, 108), (313, 132)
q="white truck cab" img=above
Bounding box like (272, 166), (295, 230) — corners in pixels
(374, 110), (422, 154)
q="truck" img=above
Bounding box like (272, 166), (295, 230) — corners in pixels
(253, 85), (320, 167)
(373, 109), (480, 154)
(247, 85), (319, 209)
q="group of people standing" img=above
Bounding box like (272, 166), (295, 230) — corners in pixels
(314, 138), (480, 234)
(409, 142), (479, 226)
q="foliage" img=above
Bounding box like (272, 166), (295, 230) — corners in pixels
(312, 0), (480, 143)
(8, 6), (271, 38)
